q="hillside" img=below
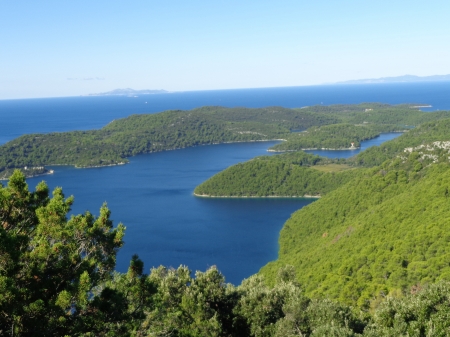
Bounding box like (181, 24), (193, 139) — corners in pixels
(1, 103), (448, 179)
(268, 123), (397, 152)
(260, 136), (450, 308)
(0, 105), (339, 178)
(194, 151), (359, 197)
(353, 118), (450, 167)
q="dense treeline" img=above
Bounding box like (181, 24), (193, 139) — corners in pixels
(194, 152), (359, 197)
(4, 171), (450, 336)
(353, 118), (450, 167)
(261, 140), (450, 309)
(0, 106), (333, 176)
(193, 110), (450, 199)
(268, 124), (398, 152)
(1, 104), (449, 178)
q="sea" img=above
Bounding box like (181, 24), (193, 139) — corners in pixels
(1, 82), (450, 285)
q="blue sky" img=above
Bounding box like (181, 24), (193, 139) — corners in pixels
(1, 0), (449, 99)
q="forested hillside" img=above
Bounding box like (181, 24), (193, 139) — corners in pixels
(268, 123), (399, 152)
(4, 170), (450, 335)
(354, 118), (450, 166)
(194, 115), (450, 199)
(260, 136), (450, 308)
(5, 170), (450, 336)
(1, 103), (449, 179)
(194, 151), (360, 197)
(0, 106), (331, 178)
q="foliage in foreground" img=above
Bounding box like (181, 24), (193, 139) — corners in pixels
(4, 171), (450, 336)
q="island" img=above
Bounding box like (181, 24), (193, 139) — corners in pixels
(335, 73), (450, 84)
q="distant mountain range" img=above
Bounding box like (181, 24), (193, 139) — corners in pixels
(335, 74), (450, 85)
(89, 88), (168, 96)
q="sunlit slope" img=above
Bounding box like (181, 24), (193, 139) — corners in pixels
(2, 103), (449, 179)
(354, 119), (450, 167)
(194, 151), (360, 197)
(261, 146), (450, 308)
(268, 123), (397, 152)
(0, 106), (334, 176)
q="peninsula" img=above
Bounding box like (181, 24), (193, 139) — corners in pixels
(1, 103), (450, 179)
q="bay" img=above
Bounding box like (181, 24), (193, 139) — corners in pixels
(305, 132), (402, 158)
(2, 82), (450, 284)
(25, 141), (314, 285)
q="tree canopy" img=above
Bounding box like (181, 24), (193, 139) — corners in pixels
(2, 103), (450, 179)
(4, 170), (450, 335)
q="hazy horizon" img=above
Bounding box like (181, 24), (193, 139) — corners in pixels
(2, 1), (450, 99)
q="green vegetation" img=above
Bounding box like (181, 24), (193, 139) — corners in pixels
(311, 163), (353, 172)
(353, 118), (450, 167)
(193, 105), (450, 198)
(194, 152), (359, 197)
(260, 136), (450, 309)
(2, 103), (450, 178)
(0, 106), (335, 177)
(0, 171), (368, 336)
(6, 103), (450, 335)
(269, 124), (397, 152)
(5, 170), (450, 335)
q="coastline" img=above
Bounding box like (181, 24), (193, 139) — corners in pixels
(75, 162), (127, 169)
(193, 192), (320, 199)
(268, 146), (359, 152)
(0, 169), (54, 181)
(0, 139), (284, 179)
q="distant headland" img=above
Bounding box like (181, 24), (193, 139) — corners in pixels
(88, 88), (168, 96)
(335, 74), (450, 85)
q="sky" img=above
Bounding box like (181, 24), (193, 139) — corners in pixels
(1, 0), (450, 99)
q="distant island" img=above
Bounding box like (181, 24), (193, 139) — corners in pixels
(88, 88), (168, 96)
(336, 74), (450, 85)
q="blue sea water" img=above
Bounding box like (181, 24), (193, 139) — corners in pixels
(1, 82), (450, 144)
(2, 82), (450, 284)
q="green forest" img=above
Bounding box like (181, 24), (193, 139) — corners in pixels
(268, 124), (399, 152)
(194, 119), (450, 198)
(2, 103), (450, 179)
(5, 170), (450, 336)
(5, 104), (450, 335)
(194, 152), (359, 197)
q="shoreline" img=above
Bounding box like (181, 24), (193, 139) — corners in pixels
(193, 192), (320, 199)
(75, 162), (127, 169)
(267, 131), (407, 153)
(0, 139), (285, 179)
(0, 169), (54, 181)
(268, 147), (359, 152)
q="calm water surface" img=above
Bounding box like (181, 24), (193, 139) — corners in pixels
(305, 132), (402, 158)
(1, 82), (449, 144)
(26, 142), (315, 284)
(2, 83), (448, 284)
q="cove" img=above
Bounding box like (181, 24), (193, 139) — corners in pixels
(304, 132), (402, 158)
(26, 141), (314, 285)
(24, 132), (402, 285)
